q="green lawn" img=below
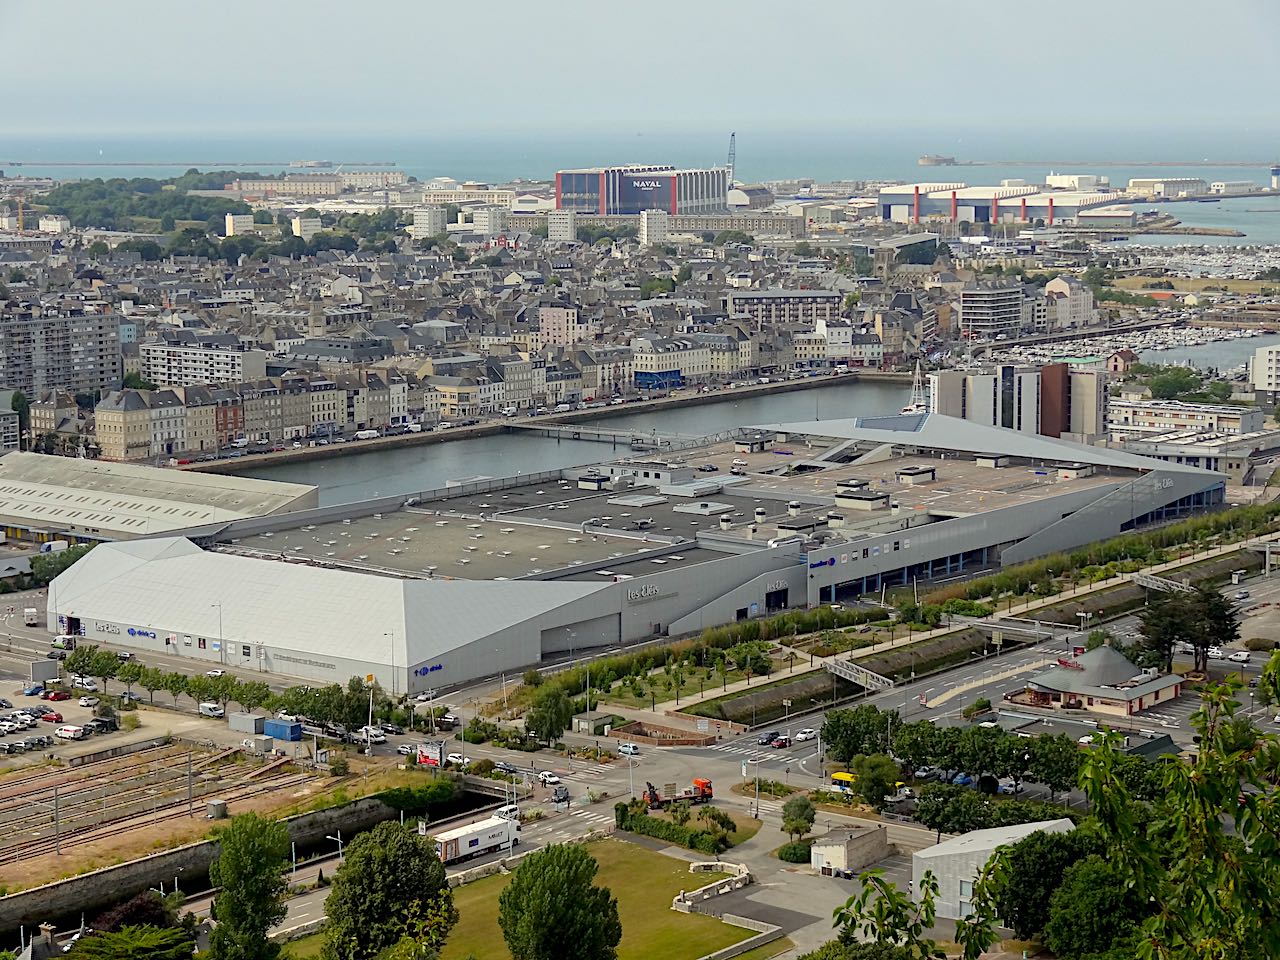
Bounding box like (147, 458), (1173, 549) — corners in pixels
(282, 932), (324, 959)
(439, 838), (751, 960)
(601, 661), (784, 709)
(731, 937), (794, 960)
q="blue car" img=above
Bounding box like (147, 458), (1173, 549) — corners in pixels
(951, 772), (975, 787)
(21, 684), (43, 697)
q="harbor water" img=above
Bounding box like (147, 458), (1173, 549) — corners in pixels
(242, 379), (909, 504)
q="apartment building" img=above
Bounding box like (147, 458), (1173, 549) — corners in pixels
(575, 346), (635, 397)
(1108, 399), (1264, 437)
(410, 205), (450, 240)
(140, 332), (268, 387)
(426, 376), (481, 419)
(547, 209), (577, 242)
(639, 210), (670, 247)
(30, 389), (79, 437)
(958, 283), (1027, 339)
(291, 217), (322, 240)
(340, 170), (408, 190)
(486, 356), (535, 409)
(631, 337), (712, 390)
(538, 305), (598, 347)
(723, 289), (841, 326)
(929, 363), (1107, 441)
(230, 175), (342, 198)
(0, 309), (122, 396)
(1043, 276), (1097, 330)
(472, 206), (511, 236)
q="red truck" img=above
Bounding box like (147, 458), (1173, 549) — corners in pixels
(644, 778), (713, 809)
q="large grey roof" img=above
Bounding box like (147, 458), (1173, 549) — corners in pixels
(914, 818), (1074, 860)
(1029, 644), (1183, 701)
(52, 537), (609, 665)
(752, 413), (1218, 476)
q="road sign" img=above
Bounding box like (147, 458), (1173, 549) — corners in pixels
(741, 762), (747, 778)
(696, 718), (710, 733)
(418, 820), (427, 836)
(782, 699), (792, 707)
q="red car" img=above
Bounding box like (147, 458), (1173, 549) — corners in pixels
(40, 712), (63, 723)
(46, 691), (71, 702)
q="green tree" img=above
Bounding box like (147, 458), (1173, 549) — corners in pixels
(123, 371), (159, 391)
(524, 687), (574, 744)
(161, 671), (188, 708)
(987, 828), (1101, 940)
(822, 706), (895, 763)
(1205, 380), (1233, 402)
(85, 240), (110, 258)
(69, 925), (194, 960)
(234, 680), (272, 714)
(670, 800), (692, 827)
(252, 210), (274, 224)
(323, 821), (456, 960)
(139, 666), (165, 705)
(1043, 857), (1146, 960)
(499, 844), (621, 960)
(117, 661), (143, 699)
(9, 390), (28, 442)
(1148, 366), (1200, 400)
(850, 754), (900, 810)
(1027, 733), (1080, 799)
(782, 792), (817, 839)
(676, 264), (693, 283)
(638, 276), (675, 299)
(891, 721), (936, 772)
(29, 543), (94, 586)
(712, 230), (753, 246)
(184, 674), (216, 707)
(207, 813), (290, 960)
(89, 648), (121, 695)
(833, 868), (944, 960)
(65, 644), (99, 680)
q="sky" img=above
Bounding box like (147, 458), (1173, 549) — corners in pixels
(6, 0), (1280, 142)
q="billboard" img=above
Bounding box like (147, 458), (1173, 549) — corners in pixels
(416, 740), (445, 767)
(618, 174), (675, 214)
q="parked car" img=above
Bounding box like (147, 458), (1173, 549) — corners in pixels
(72, 678), (98, 691)
(206, 669), (226, 678)
(756, 730), (781, 745)
(697, 464), (719, 473)
(951, 772), (975, 786)
(493, 760), (519, 775)
(619, 742), (640, 756)
(537, 770), (561, 785)
(357, 726), (387, 744)
(40, 712), (64, 723)
(78, 696), (100, 708)
(46, 691), (71, 702)
(794, 728), (817, 742)
(21, 684), (43, 697)
(445, 752), (471, 767)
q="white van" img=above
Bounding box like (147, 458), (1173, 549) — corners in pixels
(495, 804), (520, 822)
(23, 607), (38, 626)
(198, 702), (225, 718)
(55, 725), (85, 740)
(230, 437), (250, 448)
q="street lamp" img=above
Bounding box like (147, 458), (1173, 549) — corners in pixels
(326, 830), (343, 860)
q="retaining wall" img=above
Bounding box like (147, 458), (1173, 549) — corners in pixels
(672, 862), (752, 913)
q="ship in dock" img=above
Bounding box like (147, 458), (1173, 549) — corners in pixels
(289, 160), (334, 168)
(918, 154), (957, 166)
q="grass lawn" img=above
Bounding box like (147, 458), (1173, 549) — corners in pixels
(282, 932), (324, 959)
(439, 838), (751, 960)
(601, 660), (783, 709)
(732, 937), (794, 960)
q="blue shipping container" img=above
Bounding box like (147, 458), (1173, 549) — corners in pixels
(263, 720), (302, 742)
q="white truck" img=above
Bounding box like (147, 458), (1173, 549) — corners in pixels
(23, 607), (38, 626)
(354, 429), (380, 440)
(433, 815), (520, 864)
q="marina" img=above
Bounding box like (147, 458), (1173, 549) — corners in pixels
(989, 326), (1267, 370)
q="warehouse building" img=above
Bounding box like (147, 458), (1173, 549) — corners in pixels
(0, 452), (317, 544)
(46, 415), (1222, 692)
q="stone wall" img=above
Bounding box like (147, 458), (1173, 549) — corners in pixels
(672, 862), (751, 913)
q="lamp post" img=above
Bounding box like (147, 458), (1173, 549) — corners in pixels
(326, 831), (343, 860)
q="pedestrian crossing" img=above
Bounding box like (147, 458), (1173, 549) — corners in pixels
(568, 809), (615, 825)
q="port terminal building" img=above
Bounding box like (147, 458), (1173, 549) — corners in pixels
(48, 415), (1222, 694)
(878, 183), (1120, 225)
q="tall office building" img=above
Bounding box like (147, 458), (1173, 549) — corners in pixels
(638, 209), (670, 247)
(930, 362), (1106, 441)
(959, 283), (1027, 339)
(555, 164), (728, 215)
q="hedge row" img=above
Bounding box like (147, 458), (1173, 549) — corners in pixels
(613, 806), (728, 854)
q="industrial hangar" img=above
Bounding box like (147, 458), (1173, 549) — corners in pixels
(48, 414), (1224, 694)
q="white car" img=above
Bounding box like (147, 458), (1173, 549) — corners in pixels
(1228, 650), (1251, 663)
(537, 770), (561, 785)
(358, 726), (387, 744)
(618, 743), (640, 756)
(78, 696), (99, 708)
(206, 669), (226, 678)
(73, 678), (98, 692)
(446, 752), (471, 767)
(794, 728), (817, 742)
(396, 743), (416, 756)
(276, 712), (299, 722)
(1207, 647), (1226, 660)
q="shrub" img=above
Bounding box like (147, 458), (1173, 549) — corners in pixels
(329, 755), (349, 776)
(1245, 637), (1277, 651)
(120, 713), (141, 731)
(962, 698), (993, 720)
(616, 810), (729, 854)
(777, 841), (812, 863)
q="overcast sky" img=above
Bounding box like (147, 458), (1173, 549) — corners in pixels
(7, 0), (1279, 137)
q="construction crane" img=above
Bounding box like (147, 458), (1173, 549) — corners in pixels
(726, 132), (736, 186)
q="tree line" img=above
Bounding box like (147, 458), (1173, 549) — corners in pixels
(65, 807), (624, 960)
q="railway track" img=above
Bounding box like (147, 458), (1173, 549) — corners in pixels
(0, 770), (315, 862)
(0, 744), (184, 801)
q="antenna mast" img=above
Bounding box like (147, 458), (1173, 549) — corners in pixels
(726, 132), (736, 185)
